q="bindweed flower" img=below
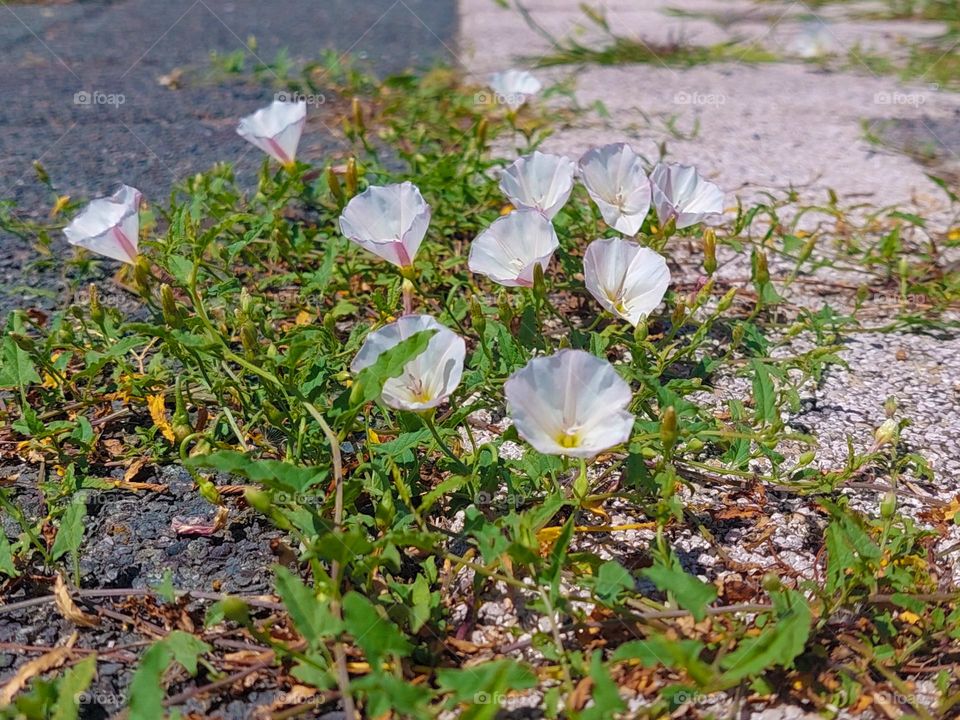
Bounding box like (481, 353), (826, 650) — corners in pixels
(498, 151), (576, 219)
(468, 209), (559, 287)
(339, 182), (431, 268)
(505, 349), (634, 458)
(488, 69), (541, 110)
(237, 100), (307, 166)
(350, 315), (465, 411)
(583, 237), (670, 326)
(649, 162), (724, 230)
(579, 143), (652, 236)
(63, 184), (142, 265)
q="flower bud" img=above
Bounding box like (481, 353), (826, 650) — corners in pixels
(327, 166), (344, 205)
(880, 491), (897, 519)
(345, 157), (358, 197)
(717, 287), (737, 313)
(796, 450), (816, 467)
(469, 296), (486, 337)
(133, 255), (151, 294)
(761, 573), (782, 592)
(671, 298), (686, 330)
(884, 396), (897, 418)
(703, 228), (717, 275)
(88, 283), (105, 325)
(196, 476), (221, 505)
(351, 97), (365, 136)
(633, 321), (648, 344)
(659, 405), (678, 455)
(220, 596), (251, 625)
(241, 322), (258, 357)
(160, 284), (180, 327)
(475, 117), (488, 147)
(244, 487), (272, 513)
(532, 262), (546, 300)
(497, 289), (513, 326)
(753, 249), (770, 286)
(874, 418), (899, 447)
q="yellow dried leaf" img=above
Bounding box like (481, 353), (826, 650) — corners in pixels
(0, 639), (75, 705)
(50, 195), (71, 218)
(294, 310), (313, 326)
(899, 610), (921, 625)
(54, 575), (100, 628)
(147, 394), (176, 443)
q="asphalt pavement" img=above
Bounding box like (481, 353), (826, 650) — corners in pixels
(0, 0), (457, 316)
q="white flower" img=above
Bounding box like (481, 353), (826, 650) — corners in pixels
(468, 209), (559, 287)
(649, 162), (724, 229)
(579, 143), (652, 236)
(504, 349), (634, 458)
(583, 238), (670, 326)
(63, 185), (142, 265)
(499, 151), (576, 219)
(237, 100), (307, 166)
(339, 182), (431, 268)
(488, 69), (542, 110)
(350, 315), (465, 411)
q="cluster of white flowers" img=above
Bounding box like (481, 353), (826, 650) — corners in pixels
(60, 70), (725, 461)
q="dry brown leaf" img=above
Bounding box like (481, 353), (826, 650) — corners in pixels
(122, 456), (149, 483)
(53, 575), (100, 628)
(0, 634), (76, 705)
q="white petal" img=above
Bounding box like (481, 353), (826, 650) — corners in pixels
(583, 238), (670, 326)
(339, 182), (431, 268)
(505, 349), (634, 458)
(650, 163), (723, 229)
(468, 210), (559, 287)
(489, 69), (542, 110)
(63, 184), (141, 264)
(237, 100), (307, 164)
(498, 152), (576, 219)
(350, 315), (465, 411)
(579, 143), (651, 236)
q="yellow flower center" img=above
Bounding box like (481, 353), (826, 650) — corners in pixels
(557, 431), (581, 448)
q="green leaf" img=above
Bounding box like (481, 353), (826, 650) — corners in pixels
(127, 642), (173, 720)
(342, 591), (411, 670)
(0, 334), (41, 389)
(0, 529), (17, 577)
(612, 636), (714, 686)
(185, 451), (327, 493)
(350, 329), (436, 406)
(750, 360), (776, 424)
(50, 498), (86, 561)
(436, 659), (537, 720)
(127, 632), (211, 719)
(719, 589), (811, 683)
(580, 651), (626, 719)
(52, 655), (97, 720)
(274, 566), (340, 647)
(594, 560), (633, 603)
(164, 630), (211, 677)
(642, 556), (717, 622)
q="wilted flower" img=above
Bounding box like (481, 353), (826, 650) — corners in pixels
(339, 182), (432, 268)
(583, 238), (671, 326)
(63, 184), (142, 265)
(468, 209), (559, 287)
(350, 315), (465, 411)
(237, 100), (307, 166)
(504, 349), (634, 458)
(488, 69), (542, 110)
(579, 143), (652, 236)
(649, 163), (724, 230)
(499, 151), (576, 219)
